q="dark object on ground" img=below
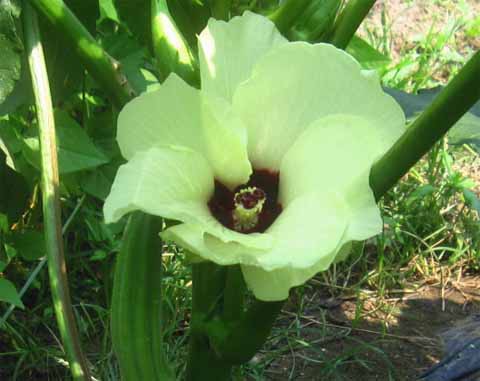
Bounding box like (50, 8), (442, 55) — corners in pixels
(420, 314), (480, 381)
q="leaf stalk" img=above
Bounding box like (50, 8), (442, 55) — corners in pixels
(23, 4), (91, 380)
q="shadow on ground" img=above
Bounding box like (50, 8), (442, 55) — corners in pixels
(258, 275), (480, 381)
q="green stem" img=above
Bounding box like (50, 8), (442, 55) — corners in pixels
(29, 0), (134, 108)
(211, 299), (284, 364)
(329, 0), (377, 49)
(187, 262), (231, 381)
(269, 0), (312, 34)
(23, 5), (91, 380)
(291, 0), (341, 42)
(223, 265), (245, 322)
(371, 49), (480, 200)
(151, 0), (198, 86)
(210, 0), (231, 20)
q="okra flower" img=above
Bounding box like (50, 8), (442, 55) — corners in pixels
(104, 12), (405, 301)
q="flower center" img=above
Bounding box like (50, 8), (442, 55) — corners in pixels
(233, 187), (266, 232)
(208, 169), (282, 234)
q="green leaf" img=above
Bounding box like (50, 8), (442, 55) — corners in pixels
(1, 0), (100, 114)
(99, 0), (120, 24)
(0, 278), (24, 308)
(346, 36), (390, 69)
(113, 0), (151, 48)
(0, 150), (30, 222)
(8, 230), (46, 261)
(0, 0), (23, 106)
(81, 160), (121, 200)
(384, 87), (480, 120)
(102, 29), (159, 94)
(463, 189), (480, 216)
(22, 110), (109, 174)
(448, 112), (480, 154)
(406, 184), (437, 206)
(384, 87), (480, 153)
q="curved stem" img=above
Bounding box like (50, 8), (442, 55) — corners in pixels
(29, 0), (134, 108)
(371, 50), (480, 200)
(269, 0), (312, 34)
(329, 0), (377, 49)
(23, 4), (91, 380)
(151, 0), (198, 86)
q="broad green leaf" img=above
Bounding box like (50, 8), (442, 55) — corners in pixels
(0, 0), (23, 106)
(384, 87), (480, 153)
(81, 159), (122, 200)
(0, 278), (24, 308)
(0, 150), (30, 222)
(346, 36), (390, 69)
(22, 110), (109, 174)
(384, 87), (480, 119)
(8, 230), (46, 261)
(1, 0), (99, 114)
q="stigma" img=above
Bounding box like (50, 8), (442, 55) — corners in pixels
(233, 187), (266, 232)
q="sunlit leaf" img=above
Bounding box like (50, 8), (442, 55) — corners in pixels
(22, 111), (109, 174)
(346, 36), (390, 69)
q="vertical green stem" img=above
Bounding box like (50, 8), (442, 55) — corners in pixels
(269, 0), (312, 34)
(187, 262), (232, 381)
(329, 0), (377, 49)
(210, 0), (231, 20)
(151, 0), (198, 85)
(371, 50), (480, 200)
(28, 0), (134, 108)
(211, 299), (284, 364)
(23, 4), (91, 380)
(223, 265), (245, 322)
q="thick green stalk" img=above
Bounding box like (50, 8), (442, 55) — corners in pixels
(151, 0), (198, 85)
(210, 299), (284, 364)
(210, 0), (231, 20)
(329, 0), (377, 49)
(111, 212), (173, 381)
(223, 265), (245, 322)
(23, 5), (91, 380)
(187, 263), (231, 381)
(290, 0), (341, 42)
(371, 49), (480, 200)
(269, 0), (312, 34)
(29, 0), (134, 108)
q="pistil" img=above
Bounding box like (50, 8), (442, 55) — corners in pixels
(233, 187), (266, 232)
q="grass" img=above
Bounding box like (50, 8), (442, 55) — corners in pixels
(1, 1), (479, 380)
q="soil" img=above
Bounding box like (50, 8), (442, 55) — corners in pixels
(261, 276), (480, 380)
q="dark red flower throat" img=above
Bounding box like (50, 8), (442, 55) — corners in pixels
(208, 169), (282, 234)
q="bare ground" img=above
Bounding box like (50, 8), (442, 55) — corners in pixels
(260, 276), (480, 380)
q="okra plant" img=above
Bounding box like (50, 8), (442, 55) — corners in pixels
(1, 0), (479, 380)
